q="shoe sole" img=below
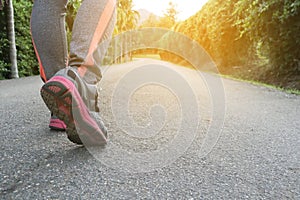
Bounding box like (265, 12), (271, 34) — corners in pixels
(40, 76), (107, 145)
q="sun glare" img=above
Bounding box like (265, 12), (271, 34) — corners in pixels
(132, 0), (209, 20)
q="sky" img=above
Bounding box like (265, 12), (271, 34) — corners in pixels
(132, 0), (209, 20)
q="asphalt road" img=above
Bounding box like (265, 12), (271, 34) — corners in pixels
(0, 59), (299, 199)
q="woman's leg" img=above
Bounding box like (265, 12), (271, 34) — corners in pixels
(31, 0), (69, 82)
(39, 0), (116, 145)
(69, 0), (116, 83)
(31, 0), (68, 130)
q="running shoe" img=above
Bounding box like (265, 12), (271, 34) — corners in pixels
(40, 67), (107, 146)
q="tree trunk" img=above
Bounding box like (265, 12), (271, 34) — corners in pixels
(6, 0), (18, 78)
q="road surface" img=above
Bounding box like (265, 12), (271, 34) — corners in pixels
(0, 59), (299, 199)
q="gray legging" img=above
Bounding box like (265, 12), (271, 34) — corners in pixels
(31, 0), (116, 83)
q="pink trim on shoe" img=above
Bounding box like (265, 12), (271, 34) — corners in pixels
(49, 118), (66, 131)
(49, 76), (100, 129)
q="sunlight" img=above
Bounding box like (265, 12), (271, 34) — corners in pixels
(132, 0), (209, 20)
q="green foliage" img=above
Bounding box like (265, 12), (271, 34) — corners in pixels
(115, 0), (139, 34)
(66, 0), (81, 31)
(104, 0), (139, 63)
(66, 0), (82, 47)
(0, 0), (82, 79)
(234, 0), (300, 78)
(1, 0), (298, 89)
(0, 0), (38, 79)
(0, 0), (7, 10)
(175, 0), (300, 88)
(0, 7), (9, 79)
(14, 0), (38, 77)
(175, 0), (253, 73)
(0, 0), (141, 79)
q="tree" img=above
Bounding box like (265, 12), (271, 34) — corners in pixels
(158, 1), (179, 29)
(113, 0), (139, 62)
(115, 0), (139, 34)
(174, 0), (252, 72)
(172, 0), (300, 89)
(6, 0), (18, 78)
(0, 0), (18, 78)
(234, 0), (300, 78)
